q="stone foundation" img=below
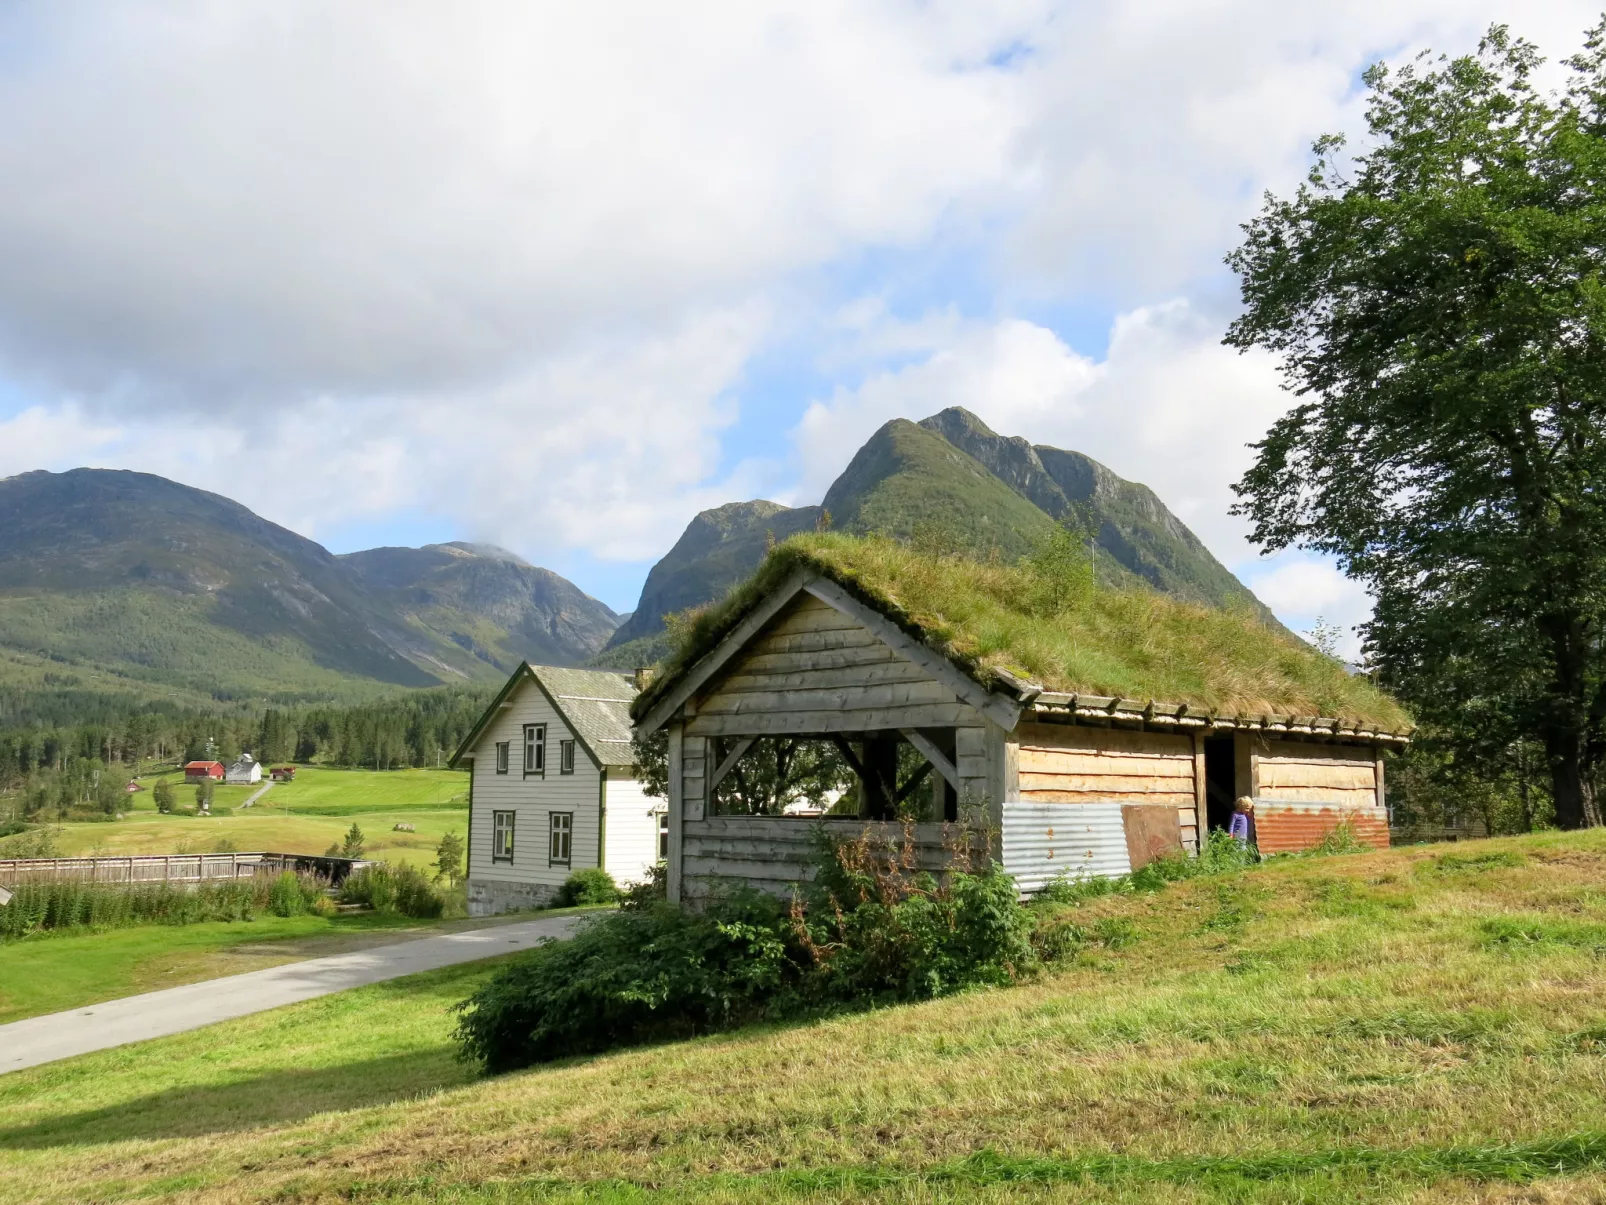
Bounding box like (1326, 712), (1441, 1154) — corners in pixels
(466, 877), (557, 917)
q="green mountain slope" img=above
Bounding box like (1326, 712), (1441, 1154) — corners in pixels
(599, 408), (1279, 655)
(340, 542), (619, 673)
(0, 469), (618, 711)
(920, 407), (1278, 623)
(600, 501), (821, 665)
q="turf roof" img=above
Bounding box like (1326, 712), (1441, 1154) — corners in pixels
(632, 533), (1412, 734)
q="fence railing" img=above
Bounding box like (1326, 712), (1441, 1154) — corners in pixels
(0, 852), (375, 887)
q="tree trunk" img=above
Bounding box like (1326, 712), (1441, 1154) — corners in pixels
(1547, 731), (1589, 830)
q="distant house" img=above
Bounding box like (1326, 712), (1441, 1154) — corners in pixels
(183, 761), (225, 783)
(124, 779), (144, 793)
(451, 664), (661, 916)
(270, 766), (297, 782)
(225, 754), (262, 785)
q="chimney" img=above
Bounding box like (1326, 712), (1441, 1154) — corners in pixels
(634, 666), (655, 692)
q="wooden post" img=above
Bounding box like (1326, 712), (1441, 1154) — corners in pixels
(1374, 744), (1387, 810)
(1234, 733), (1255, 801)
(1191, 730), (1207, 853)
(666, 722), (684, 905)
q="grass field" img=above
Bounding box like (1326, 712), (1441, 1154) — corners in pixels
(6, 828), (1606, 1202)
(46, 766), (469, 869)
(0, 912), (469, 1024)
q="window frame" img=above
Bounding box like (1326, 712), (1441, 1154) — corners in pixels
(559, 739), (576, 775)
(523, 724), (545, 777)
(548, 811), (572, 866)
(494, 742), (509, 775)
(657, 810), (670, 862)
(491, 810), (515, 864)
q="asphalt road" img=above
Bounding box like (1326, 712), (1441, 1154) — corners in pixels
(0, 913), (583, 1074)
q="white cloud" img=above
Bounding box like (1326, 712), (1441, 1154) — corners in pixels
(1, 0), (1601, 609)
(0, 1), (1036, 410)
(792, 298), (1286, 561)
(1240, 555), (1374, 659)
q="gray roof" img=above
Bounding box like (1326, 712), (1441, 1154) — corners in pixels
(532, 665), (638, 767)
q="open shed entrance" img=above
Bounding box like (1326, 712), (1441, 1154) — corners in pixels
(1204, 736), (1237, 832)
(706, 730), (960, 822)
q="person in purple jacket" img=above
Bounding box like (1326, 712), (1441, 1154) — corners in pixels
(1229, 796), (1257, 849)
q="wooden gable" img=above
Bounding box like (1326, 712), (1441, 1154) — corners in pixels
(684, 591), (980, 737)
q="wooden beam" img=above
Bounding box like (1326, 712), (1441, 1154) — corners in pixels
(709, 737), (756, 793)
(893, 760), (934, 805)
(829, 734), (868, 781)
(899, 727), (961, 793)
(802, 577), (1022, 731)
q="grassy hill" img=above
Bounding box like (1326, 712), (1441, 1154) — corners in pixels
(0, 470), (618, 714)
(7, 829), (1606, 1201)
(601, 407), (1282, 655)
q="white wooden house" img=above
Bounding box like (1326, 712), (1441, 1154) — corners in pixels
(632, 545), (1412, 907)
(225, 754), (262, 785)
(452, 664), (663, 916)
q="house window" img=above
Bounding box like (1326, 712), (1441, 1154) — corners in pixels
(658, 811), (670, 861)
(523, 724), (545, 776)
(492, 810), (515, 863)
(549, 811), (572, 866)
(495, 742), (509, 775)
(559, 739), (575, 774)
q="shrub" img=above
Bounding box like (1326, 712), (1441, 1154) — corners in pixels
(152, 779), (174, 813)
(267, 871), (308, 917)
(553, 868), (619, 908)
(457, 819), (1043, 1074)
(339, 862), (444, 918)
(455, 890), (802, 1073)
(0, 876), (261, 939)
(619, 862), (667, 912)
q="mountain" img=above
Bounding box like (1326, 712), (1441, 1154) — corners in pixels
(918, 408), (1275, 622)
(340, 542), (619, 673)
(0, 468), (617, 709)
(596, 502), (821, 667)
(598, 407), (1276, 655)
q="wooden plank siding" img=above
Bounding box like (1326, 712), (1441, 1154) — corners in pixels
(685, 593), (985, 739)
(1256, 739), (1379, 808)
(1013, 723), (1199, 853)
(680, 816), (960, 904)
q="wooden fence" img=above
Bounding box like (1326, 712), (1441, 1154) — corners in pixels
(0, 852), (374, 887)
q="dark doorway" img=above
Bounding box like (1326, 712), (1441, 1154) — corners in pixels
(1204, 737), (1237, 832)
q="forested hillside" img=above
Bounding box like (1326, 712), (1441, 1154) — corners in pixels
(0, 469), (617, 716)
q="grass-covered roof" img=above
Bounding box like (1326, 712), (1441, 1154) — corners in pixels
(632, 533), (1412, 734)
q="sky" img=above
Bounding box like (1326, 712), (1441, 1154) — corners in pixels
(0, 2), (1599, 655)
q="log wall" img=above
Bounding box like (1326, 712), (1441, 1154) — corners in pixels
(1256, 739), (1379, 808)
(1014, 722), (1199, 853)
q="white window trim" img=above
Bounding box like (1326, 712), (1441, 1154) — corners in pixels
(494, 742), (509, 775)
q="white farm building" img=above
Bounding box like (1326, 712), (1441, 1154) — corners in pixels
(451, 664), (663, 916)
(225, 754), (262, 785)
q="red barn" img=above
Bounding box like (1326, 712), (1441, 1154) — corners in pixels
(270, 766), (297, 781)
(183, 761), (225, 783)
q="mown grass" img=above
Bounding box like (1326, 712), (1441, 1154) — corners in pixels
(4, 829), (1606, 1202)
(636, 533), (1409, 731)
(0, 911), (490, 1023)
(49, 766), (468, 868)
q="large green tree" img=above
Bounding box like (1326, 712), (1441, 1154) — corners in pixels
(1227, 25), (1606, 829)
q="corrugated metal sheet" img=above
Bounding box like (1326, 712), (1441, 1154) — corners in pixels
(1255, 800), (1390, 854)
(1002, 801), (1131, 892)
